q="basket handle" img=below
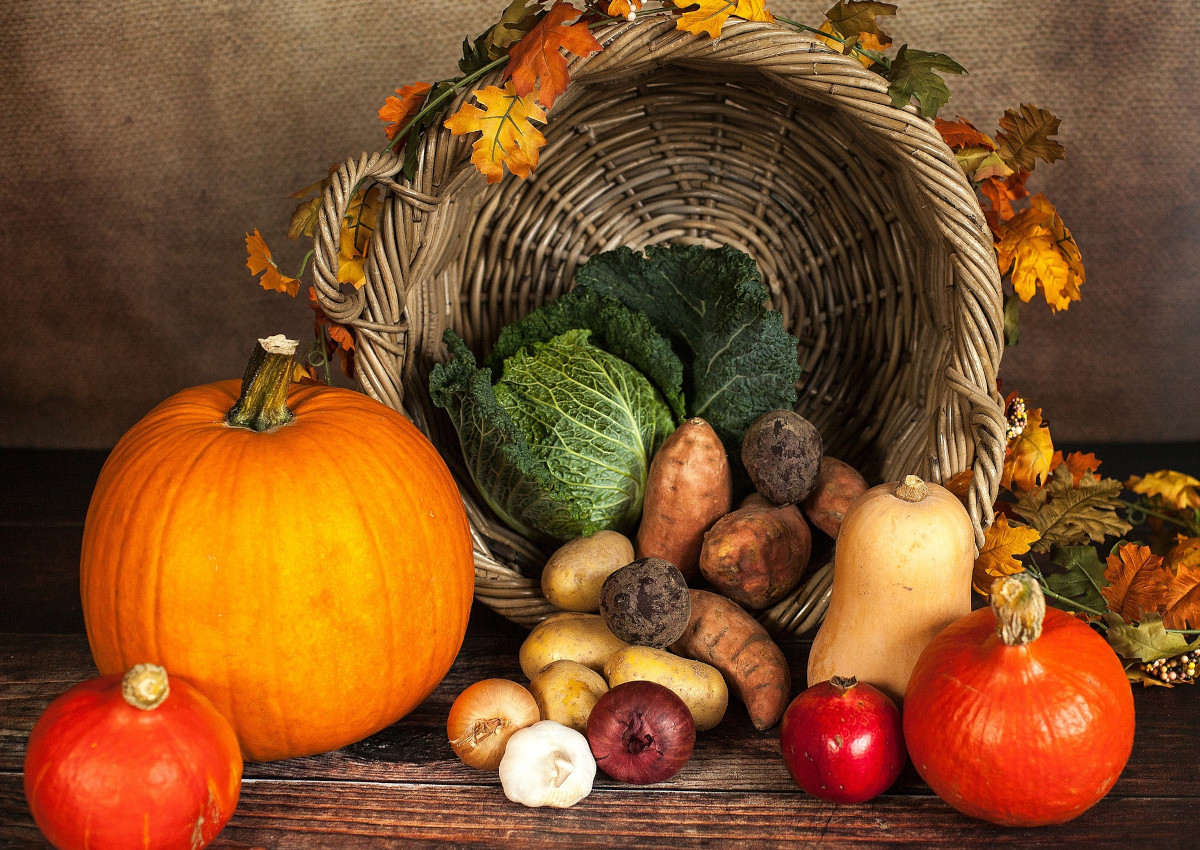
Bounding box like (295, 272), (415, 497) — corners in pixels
(310, 150), (442, 408)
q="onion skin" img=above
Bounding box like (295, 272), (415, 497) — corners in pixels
(779, 676), (905, 803)
(586, 681), (695, 784)
(903, 602), (1135, 826)
(447, 679), (540, 771)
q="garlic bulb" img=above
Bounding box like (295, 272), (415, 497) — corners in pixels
(498, 720), (596, 808)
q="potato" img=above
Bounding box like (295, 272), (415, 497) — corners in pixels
(540, 530), (635, 612)
(518, 612), (629, 679)
(801, 456), (869, 538)
(603, 645), (729, 732)
(527, 659), (609, 733)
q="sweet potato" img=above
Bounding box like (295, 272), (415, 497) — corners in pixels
(636, 417), (732, 582)
(698, 498), (812, 610)
(671, 589), (791, 731)
(801, 457), (869, 538)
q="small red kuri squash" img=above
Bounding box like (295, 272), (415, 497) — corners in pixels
(24, 664), (242, 849)
(80, 336), (475, 761)
(903, 572), (1135, 826)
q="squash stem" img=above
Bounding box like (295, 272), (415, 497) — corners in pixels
(225, 335), (299, 431)
(121, 664), (170, 711)
(893, 474), (928, 503)
(991, 573), (1045, 646)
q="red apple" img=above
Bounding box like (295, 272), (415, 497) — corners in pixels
(779, 675), (905, 803)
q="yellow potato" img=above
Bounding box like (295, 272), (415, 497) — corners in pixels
(518, 613), (629, 679)
(528, 659), (609, 733)
(540, 530), (635, 612)
(603, 645), (729, 732)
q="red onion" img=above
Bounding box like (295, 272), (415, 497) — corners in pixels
(586, 680), (695, 784)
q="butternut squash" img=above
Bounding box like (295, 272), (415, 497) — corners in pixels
(805, 474), (974, 705)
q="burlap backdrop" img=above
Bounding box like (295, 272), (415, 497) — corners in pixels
(2, 0), (1197, 448)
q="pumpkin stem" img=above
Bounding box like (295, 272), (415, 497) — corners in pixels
(893, 474), (929, 503)
(990, 572), (1045, 646)
(225, 335), (299, 432)
(121, 664), (170, 710)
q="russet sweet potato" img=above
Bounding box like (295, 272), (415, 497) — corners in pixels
(671, 589), (791, 731)
(698, 496), (812, 610)
(635, 417), (732, 582)
(801, 456), (869, 538)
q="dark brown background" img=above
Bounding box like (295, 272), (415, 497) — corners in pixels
(3, 0), (1197, 448)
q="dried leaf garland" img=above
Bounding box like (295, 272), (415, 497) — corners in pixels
(1013, 465), (1132, 553)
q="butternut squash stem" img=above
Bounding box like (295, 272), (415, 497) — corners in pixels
(893, 474), (928, 502)
(121, 664), (170, 711)
(225, 335), (299, 431)
(990, 573), (1045, 646)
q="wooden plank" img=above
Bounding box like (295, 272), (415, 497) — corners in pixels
(3, 774), (1197, 849)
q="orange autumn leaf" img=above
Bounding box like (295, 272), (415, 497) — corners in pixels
(979, 170), (1029, 231)
(505, 2), (602, 109)
(972, 515), (1041, 596)
(245, 229), (300, 297)
(935, 116), (996, 150)
(336, 187), (383, 290)
(606, 0), (644, 19)
(815, 20), (886, 66)
(994, 194), (1084, 312)
(1102, 543), (1169, 623)
(1126, 470), (1200, 512)
(671, 0), (774, 40)
(379, 81), (433, 142)
(1162, 537), (1200, 629)
(1001, 404), (1054, 493)
(1050, 450), (1102, 486)
(944, 469), (974, 504)
(444, 83), (547, 184)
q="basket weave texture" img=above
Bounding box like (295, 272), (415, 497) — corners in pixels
(311, 14), (1006, 633)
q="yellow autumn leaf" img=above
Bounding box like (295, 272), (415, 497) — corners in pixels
(444, 83), (547, 184)
(671, 0), (774, 40)
(973, 515), (1040, 596)
(1127, 470), (1200, 511)
(1001, 404), (1055, 493)
(994, 193), (1084, 312)
(816, 20), (886, 66)
(245, 229), (300, 297)
(336, 187), (383, 290)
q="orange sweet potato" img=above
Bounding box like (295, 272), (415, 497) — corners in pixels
(698, 498), (812, 610)
(800, 456), (868, 538)
(671, 589), (791, 730)
(635, 418), (732, 582)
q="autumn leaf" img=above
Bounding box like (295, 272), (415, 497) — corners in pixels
(245, 229), (300, 297)
(979, 171), (1030, 231)
(488, 0), (540, 57)
(286, 169), (338, 241)
(1050, 450), (1102, 487)
(379, 81), (433, 142)
(1044, 545), (1110, 618)
(335, 186), (383, 290)
(995, 103), (1064, 174)
(994, 194), (1084, 312)
(935, 116), (995, 150)
(944, 469), (973, 503)
(822, 1), (895, 45)
(1013, 465), (1132, 553)
(505, 2), (602, 109)
(885, 45), (966, 118)
(671, 0), (775, 40)
(973, 516), (1040, 595)
(1001, 403), (1054, 492)
(954, 147), (1013, 183)
(1101, 543), (1169, 622)
(1127, 469), (1200, 512)
(309, 288), (355, 379)
(1162, 537), (1200, 629)
(815, 21), (887, 66)
(606, 0), (644, 19)
(1103, 612), (1200, 664)
(444, 83), (547, 184)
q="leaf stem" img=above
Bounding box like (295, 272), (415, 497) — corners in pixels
(1035, 582), (1109, 620)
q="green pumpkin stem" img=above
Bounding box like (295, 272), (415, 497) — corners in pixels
(990, 572), (1045, 646)
(122, 664), (170, 710)
(225, 335), (299, 431)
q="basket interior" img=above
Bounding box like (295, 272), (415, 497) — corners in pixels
(415, 62), (954, 489)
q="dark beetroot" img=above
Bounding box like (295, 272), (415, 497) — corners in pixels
(779, 676), (906, 803)
(586, 680), (695, 784)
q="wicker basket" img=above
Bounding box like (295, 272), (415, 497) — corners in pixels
(310, 14), (1006, 633)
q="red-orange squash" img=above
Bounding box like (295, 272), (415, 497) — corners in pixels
(80, 336), (475, 761)
(903, 573), (1135, 827)
(24, 664), (242, 849)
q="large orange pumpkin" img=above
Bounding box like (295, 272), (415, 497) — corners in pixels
(81, 336), (475, 761)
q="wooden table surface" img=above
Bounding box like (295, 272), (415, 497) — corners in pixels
(3, 446), (1199, 848)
